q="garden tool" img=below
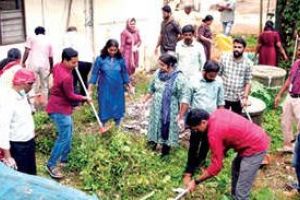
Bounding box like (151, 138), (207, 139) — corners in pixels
(173, 188), (189, 200)
(74, 67), (109, 134)
(292, 33), (299, 63)
(139, 191), (155, 200)
(238, 94), (252, 123)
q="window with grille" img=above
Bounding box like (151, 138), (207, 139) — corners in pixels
(0, 0), (26, 45)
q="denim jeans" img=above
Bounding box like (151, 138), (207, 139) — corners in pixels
(293, 133), (300, 188)
(222, 21), (234, 36)
(47, 113), (73, 169)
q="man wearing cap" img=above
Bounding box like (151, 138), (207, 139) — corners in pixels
(185, 108), (269, 200)
(178, 60), (225, 183)
(176, 24), (206, 79)
(155, 5), (181, 55)
(0, 68), (37, 175)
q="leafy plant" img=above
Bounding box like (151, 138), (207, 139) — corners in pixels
(251, 81), (279, 109)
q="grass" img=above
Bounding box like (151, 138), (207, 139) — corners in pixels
(33, 65), (300, 199)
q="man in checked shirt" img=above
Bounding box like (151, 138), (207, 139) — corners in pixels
(219, 37), (253, 115)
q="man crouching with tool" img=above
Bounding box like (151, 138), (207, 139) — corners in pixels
(183, 108), (269, 200)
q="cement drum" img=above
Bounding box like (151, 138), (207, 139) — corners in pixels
(243, 96), (266, 126)
(252, 65), (286, 88)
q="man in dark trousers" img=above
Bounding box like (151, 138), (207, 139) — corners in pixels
(155, 5), (181, 55)
(184, 108), (269, 200)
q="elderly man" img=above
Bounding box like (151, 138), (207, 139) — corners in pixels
(0, 68), (37, 175)
(176, 24), (206, 79)
(185, 108), (269, 200)
(219, 37), (253, 115)
(175, 1), (200, 30)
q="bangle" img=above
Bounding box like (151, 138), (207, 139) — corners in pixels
(194, 179), (202, 185)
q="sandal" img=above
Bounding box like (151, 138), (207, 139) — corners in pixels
(46, 165), (64, 179)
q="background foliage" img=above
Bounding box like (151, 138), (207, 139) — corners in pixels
(275, 0), (300, 70)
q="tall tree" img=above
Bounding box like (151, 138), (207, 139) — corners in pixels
(275, 0), (300, 67)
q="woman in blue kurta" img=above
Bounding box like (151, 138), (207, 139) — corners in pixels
(88, 39), (131, 126)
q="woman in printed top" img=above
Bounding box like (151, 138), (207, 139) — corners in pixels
(46, 48), (90, 179)
(120, 18), (142, 78)
(88, 39), (133, 128)
(142, 53), (187, 157)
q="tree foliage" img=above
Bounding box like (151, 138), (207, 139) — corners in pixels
(275, 0), (300, 68)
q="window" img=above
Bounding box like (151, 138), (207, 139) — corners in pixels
(0, 0), (26, 45)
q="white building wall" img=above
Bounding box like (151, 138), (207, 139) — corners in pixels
(1, 0), (163, 69)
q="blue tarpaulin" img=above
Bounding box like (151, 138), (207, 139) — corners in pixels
(0, 163), (99, 200)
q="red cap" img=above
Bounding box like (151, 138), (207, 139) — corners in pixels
(13, 68), (36, 85)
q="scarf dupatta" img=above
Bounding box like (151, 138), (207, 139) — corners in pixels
(159, 70), (180, 141)
(0, 60), (20, 77)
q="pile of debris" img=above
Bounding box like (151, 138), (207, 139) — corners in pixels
(123, 101), (151, 135)
(123, 100), (191, 148)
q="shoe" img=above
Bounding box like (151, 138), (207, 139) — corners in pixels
(161, 144), (170, 157)
(285, 182), (299, 191)
(147, 141), (157, 151)
(58, 162), (67, 168)
(46, 165), (64, 179)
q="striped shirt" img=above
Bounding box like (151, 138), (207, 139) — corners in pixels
(219, 53), (253, 102)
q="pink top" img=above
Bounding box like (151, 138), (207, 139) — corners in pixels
(25, 34), (53, 69)
(289, 59), (300, 95)
(205, 109), (269, 177)
(46, 63), (85, 115)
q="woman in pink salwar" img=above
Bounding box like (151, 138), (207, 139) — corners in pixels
(120, 18), (142, 77)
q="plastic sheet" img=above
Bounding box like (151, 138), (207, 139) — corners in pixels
(0, 163), (99, 200)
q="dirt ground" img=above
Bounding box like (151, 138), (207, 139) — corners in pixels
(211, 0), (277, 35)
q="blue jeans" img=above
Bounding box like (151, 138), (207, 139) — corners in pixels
(222, 21), (234, 36)
(47, 113), (73, 169)
(293, 133), (300, 189)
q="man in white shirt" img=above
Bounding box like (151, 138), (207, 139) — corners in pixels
(175, 2), (200, 30)
(217, 0), (236, 36)
(0, 68), (37, 175)
(63, 26), (94, 100)
(176, 24), (206, 79)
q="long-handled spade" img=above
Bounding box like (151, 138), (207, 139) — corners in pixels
(173, 188), (189, 200)
(74, 67), (109, 134)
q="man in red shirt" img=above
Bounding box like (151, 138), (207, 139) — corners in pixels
(184, 108), (269, 200)
(46, 48), (90, 179)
